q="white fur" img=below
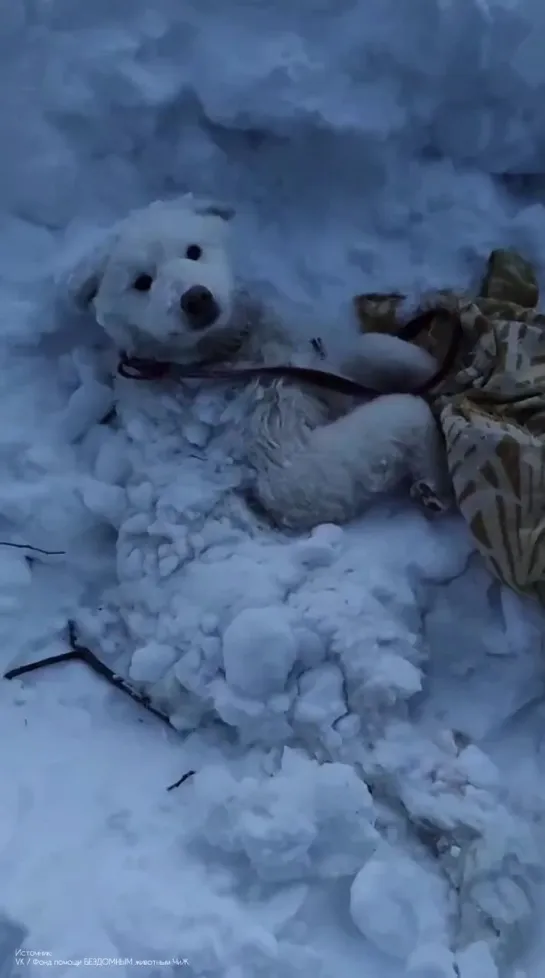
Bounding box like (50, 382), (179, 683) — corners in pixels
(67, 196), (236, 360)
(66, 196), (452, 530)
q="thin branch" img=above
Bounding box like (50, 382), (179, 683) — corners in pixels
(0, 542), (65, 556)
(166, 770), (196, 792)
(5, 620), (173, 729)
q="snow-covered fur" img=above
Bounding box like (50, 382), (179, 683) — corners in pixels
(67, 196), (452, 530)
(66, 196), (237, 360)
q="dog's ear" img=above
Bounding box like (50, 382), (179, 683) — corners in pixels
(58, 228), (117, 312)
(178, 192), (235, 223)
(196, 201), (236, 222)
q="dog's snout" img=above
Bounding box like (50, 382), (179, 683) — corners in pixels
(180, 285), (220, 329)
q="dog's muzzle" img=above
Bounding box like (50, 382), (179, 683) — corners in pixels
(180, 285), (220, 329)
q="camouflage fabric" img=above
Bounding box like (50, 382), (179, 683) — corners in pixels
(355, 250), (545, 605)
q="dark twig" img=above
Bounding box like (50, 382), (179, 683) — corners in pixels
(310, 337), (326, 359)
(0, 542), (65, 556)
(4, 620), (173, 730)
(166, 770), (196, 792)
(5, 624), (202, 793)
(5, 624), (201, 793)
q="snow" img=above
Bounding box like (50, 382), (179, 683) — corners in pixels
(221, 608), (298, 698)
(349, 846), (450, 960)
(3, 1), (545, 977)
(456, 942), (501, 978)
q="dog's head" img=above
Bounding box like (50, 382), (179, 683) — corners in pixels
(67, 196), (237, 362)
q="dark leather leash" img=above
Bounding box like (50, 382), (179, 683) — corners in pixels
(117, 307), (462, 399)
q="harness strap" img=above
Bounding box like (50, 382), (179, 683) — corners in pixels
(117, 307), (462, 399)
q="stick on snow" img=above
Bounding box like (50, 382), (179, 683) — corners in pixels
(4, 620), (173, 730)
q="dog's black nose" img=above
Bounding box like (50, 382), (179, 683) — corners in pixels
(180, 285), (220, 329)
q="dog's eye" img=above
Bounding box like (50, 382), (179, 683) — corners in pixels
(132, 273), (154, 292)
(185, 245), (202, 261)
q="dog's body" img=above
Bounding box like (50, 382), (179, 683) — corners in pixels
(66, 196), (452, 530)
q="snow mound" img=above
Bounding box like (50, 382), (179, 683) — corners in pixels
(56, 344), (542, 971)
(349, 848), (449, 961)
(187, 750), (379, 883)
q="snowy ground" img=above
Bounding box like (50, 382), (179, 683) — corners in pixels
(3, 2), (545, 976)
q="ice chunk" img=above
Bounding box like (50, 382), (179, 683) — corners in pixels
(407, 944), (457, 978)
(128, 641), (178, 684)
(350, 847), (447, 961)
(456, 746), (499, 789)
(190, 752), (378, 883)
(81, 478), (126, 523)
(293, 524), (344, 569)
(455, 941), (499, 978)
(294, 664), (346, 727)
(222, 607), (298, 698)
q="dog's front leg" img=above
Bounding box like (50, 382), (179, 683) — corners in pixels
(340, 332), (439, 393)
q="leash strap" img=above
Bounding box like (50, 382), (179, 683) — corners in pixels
(117, 307), (462, 399)
(118, 357), (384, 397)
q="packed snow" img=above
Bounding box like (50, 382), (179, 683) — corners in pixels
(2, 1), (545, 976)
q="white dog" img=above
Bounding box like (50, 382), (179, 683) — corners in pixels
(65, 196), (452, 530)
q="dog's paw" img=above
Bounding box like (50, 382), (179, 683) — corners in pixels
(410, 480), (451, 515)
